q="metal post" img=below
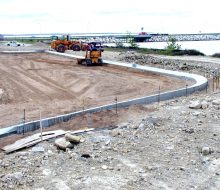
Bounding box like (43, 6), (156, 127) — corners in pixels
(206, 82), (208, 94)
(158, 86), (160, 103)
(186, 84), (188, 97)
(23, 109), (26, 135)
(115, 97), (118, 115)
(213, 75), (215, 92)
(40, 110), (43, 142)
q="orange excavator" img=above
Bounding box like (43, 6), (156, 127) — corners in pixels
(51, 35), (90, 53)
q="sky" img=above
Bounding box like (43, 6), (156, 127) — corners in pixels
(0, 0), (220, 34)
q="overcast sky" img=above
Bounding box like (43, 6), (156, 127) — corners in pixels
(0, 0), (219, 34)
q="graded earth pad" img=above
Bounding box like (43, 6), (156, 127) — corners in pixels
(0, 52), (187, 128)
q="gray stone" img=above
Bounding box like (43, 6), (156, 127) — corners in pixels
(65, 133), (81, 143)
(102, 165), (108, 170)
(32, 146), (45, 153)
(201, 101), (208, 109)
(201, 147), (212, 156)
(189, 101), (201, 109)
(212, 99), (220, 105)
(55, 138), (74, 150)
(16, 151), (29, 157)
(138, 123), (146, 131)
(2, 172), (23, 183)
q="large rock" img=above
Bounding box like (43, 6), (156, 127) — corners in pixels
(65, 133), (81, 143)
(212, 99), (220, 106)
(189, 101), (201, 109)
(1, 172), (23, 183)
(55, 138), (74, 150)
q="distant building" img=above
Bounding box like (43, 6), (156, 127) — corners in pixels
(0, 34), (4, 41)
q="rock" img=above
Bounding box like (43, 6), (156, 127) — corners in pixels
(201, 101), (208, 109)
(102, 165), (108, 170)
(192, 111), (201, 116)
(201, 147), (212, 156)
(65, 133), (81, 144)
(138, 123), (146, 131)
(118, 123), (128, 129)
(189, 101), (201, 109)
(1, 172), (23, 183)
(16, 151), (29, 157)
(212, 99), (220, 105)
(55, 138), (74, 150)
(110, 129), (121, 137)
(31, 146), (45, 153)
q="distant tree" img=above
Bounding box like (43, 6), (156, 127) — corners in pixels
(127, 31), (139, 49)
(165, 37), (181, 54)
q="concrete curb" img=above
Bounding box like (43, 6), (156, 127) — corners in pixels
(0, 51), (208, 137)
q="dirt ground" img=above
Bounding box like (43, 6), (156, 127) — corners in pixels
(0, 52), (185, 128)
(0, 43), (220, 190)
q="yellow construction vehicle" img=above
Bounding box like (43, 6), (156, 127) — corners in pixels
(77, 48), (103, 66)
(50, 35), (90, 53)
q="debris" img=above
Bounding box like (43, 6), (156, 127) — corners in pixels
(55, 138), (74, 150)
(2, 130), (66, 154)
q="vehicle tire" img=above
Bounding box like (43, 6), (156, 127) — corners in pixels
(72, 44), (81, 51)
(56, 44), (65, 53)
(98, 59), (103, 65)
(85, 59), (92, 66)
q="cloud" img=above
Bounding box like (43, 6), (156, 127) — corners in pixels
(0, 0), (220, 34)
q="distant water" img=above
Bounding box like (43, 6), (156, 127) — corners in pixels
(138, 41), (220, 56)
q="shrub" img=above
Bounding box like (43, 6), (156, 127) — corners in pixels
(212, 53), (220, 58)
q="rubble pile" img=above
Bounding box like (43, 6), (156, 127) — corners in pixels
(118, 51), (220, 75)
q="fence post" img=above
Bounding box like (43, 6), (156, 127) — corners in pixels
(186, 84), (188, 97)
(23, 109), (26, 135)
(158, 86), (160, 103)
(115, 97), (118, 115)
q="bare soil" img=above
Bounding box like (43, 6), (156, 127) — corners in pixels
(0, 52), (185, 128)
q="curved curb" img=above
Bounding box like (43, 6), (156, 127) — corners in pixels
(0, 51), (208, 137)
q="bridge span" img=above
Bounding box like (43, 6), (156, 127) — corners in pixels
(71, 33), (220, 43)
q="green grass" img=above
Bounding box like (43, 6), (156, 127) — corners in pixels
(105, 46), (205, 56)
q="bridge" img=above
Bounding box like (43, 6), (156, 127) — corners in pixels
(70, 33), (220, 43)
(3, 33), (220, 43)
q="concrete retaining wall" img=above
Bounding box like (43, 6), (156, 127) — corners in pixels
(0, 51), (208, 137)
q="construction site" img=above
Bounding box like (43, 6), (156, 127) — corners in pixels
(0, 40), (220, 190)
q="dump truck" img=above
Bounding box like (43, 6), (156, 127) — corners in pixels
(50, 35), (91, 53)
(77, 48), (103, 66)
